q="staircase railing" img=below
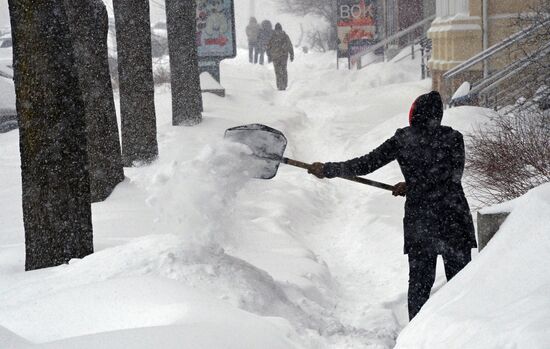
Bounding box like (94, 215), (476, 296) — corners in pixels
(471, 42), (550, 108)
(443, 17), (550, 110)
(351, 15), (435, 70)
(443, 19), (549, 80)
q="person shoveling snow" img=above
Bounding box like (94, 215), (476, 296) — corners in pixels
(307, 91), (477, 320)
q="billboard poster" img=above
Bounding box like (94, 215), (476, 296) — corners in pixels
(336, 0), (376, 57)
(196, 0), (236, 59)
(348, 38), (377, 58)
(348, 38), (376, 67)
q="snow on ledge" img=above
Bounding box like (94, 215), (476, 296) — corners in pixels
(200, 72), (223, 91)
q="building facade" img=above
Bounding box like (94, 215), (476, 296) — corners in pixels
(381, 0), (436, 38)
(428, 0), (538, 96)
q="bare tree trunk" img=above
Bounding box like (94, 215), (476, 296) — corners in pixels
(65, 0), (125, 202)
(113, 0), (158, 166)
(8, 0), (94, 270)
(165, 0), (203, 126)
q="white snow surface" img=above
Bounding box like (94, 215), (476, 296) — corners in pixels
(200, 72), (223, 90)
(0, 73), (14, 110)
(0, 46), (548, 349)
(451, 81), (471, 99)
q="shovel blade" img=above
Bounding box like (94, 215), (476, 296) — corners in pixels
(224, 124), (287, 179)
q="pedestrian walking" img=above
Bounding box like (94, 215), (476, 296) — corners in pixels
(245, 17), (260, 64)
(257, 20), (273, 65)
(307, 91), (477, 320)
(267, 23), (294, 91)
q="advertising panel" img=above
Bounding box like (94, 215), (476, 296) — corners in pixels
(336, 0), (377, 58)
(196, 0), (236, 59)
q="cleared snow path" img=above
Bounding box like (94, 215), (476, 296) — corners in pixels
(0, 50), (439, 349)
(223, 52), (432, 347)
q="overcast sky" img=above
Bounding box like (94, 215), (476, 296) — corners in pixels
(0, 1), (9, 30)
(0, 0), (320, 50)
(0, 0), (168, 30)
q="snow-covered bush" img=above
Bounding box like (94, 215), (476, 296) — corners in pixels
(466, 101), (550, 205)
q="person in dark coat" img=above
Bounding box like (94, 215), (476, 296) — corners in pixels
(257, 20), (273, 65)
(267, 23), (294, 91)
(245, 17), (261, 64)
(308, 91), (477, 320)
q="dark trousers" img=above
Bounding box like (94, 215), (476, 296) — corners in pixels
(408, 249), (471, 320)
(257, 47), (265, 65)
(248, 41), (258, 63)
(273, 57), (288, 90)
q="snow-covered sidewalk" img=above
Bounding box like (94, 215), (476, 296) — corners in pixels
(0, 49), (429, 348)
(2, 48), (548, 349)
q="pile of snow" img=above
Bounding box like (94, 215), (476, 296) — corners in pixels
(1, 49), (430, 348)
(2, 37), (546, 348)
(200, 72), (224, 91)
(0, 236), (302, 348)
(396, 183), (550, 349)
(451, 81), (471, 99)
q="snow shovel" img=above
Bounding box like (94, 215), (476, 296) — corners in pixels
(224, 124), (394, 191)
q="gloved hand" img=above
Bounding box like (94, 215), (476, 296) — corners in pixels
(392, 182), (407, 197)
(308, 162), (325, 179)
(290, 55), (294, 62)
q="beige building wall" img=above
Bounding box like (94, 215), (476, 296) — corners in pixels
(428, 0), (538, 100)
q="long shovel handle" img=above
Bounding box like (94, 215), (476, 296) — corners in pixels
(283, 157), (394, 191)
(283, 158), (314, 170)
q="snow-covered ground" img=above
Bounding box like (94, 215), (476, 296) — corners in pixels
(1, 46), (549, 348)
(396, 183), (550, 349)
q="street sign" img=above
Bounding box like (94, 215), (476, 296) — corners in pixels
(336, 0), (377, 59)
(196, 0), (237, 60)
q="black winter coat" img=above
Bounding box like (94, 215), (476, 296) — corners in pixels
(267, 30), (294, 61)
(323, 92), (477, 255)
(258, 20), (273, 49)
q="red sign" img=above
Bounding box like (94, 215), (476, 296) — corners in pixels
(337, 0), (376, 56)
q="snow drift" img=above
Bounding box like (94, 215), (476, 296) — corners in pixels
(1, 29), (547, 347)
(395, 183), (550, 349)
